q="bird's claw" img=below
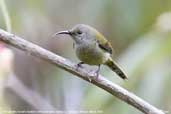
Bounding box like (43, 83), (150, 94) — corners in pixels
(88, 69), (100, 80)
(95, 65), (100, 80)
(95, 71), (99, 80)
(75, 62), (84, 70)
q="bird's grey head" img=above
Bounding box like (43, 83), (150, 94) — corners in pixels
(55, 24), (96, 44)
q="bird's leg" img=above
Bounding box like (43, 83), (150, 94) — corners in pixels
(95, 65), (101, 80)
(75, 61), (84, 70)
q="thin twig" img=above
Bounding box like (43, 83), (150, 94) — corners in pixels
(0, 29), (165, 114)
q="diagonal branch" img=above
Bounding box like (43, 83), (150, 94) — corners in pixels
(0, 28), (165, 114)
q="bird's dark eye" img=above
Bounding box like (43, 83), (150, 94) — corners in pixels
(77, 30), (82, 35)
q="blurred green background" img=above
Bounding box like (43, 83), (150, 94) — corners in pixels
(0, 0), (171, 114)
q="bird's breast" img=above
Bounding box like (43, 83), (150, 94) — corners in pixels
(75, 43), (109, 65)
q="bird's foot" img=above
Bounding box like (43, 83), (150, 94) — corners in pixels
(87, 70), (98, 82)
(95, 65), (101, 80)
(95, 69), (100, 80)
(75, 61), (84, 70)
(95, 72), (99, 80)
(87, 65), (101, 80)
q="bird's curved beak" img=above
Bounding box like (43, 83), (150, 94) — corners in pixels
(55, 30), (71, 35)
(52, 30), (71, 38)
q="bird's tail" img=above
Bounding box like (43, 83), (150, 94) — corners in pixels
(105, 58), (128, 80)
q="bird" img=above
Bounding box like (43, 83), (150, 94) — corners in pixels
(54, 24), (127, 80)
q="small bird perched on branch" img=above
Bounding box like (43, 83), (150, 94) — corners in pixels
(54, 24), (127, 80)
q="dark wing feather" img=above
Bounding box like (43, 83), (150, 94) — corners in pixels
(98, 42), (113, 54)
(92, 27), (113, 54)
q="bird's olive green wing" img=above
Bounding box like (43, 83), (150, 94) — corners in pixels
(98, 42), (113, 54)
(95, 31), (113, 54)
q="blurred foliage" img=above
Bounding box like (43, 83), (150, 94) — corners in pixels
(0, 0), (171, 114)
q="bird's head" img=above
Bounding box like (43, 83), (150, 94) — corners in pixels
(55, 24), (99, 44)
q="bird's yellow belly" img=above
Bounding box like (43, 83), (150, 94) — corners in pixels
(76, 44), (107, 65)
